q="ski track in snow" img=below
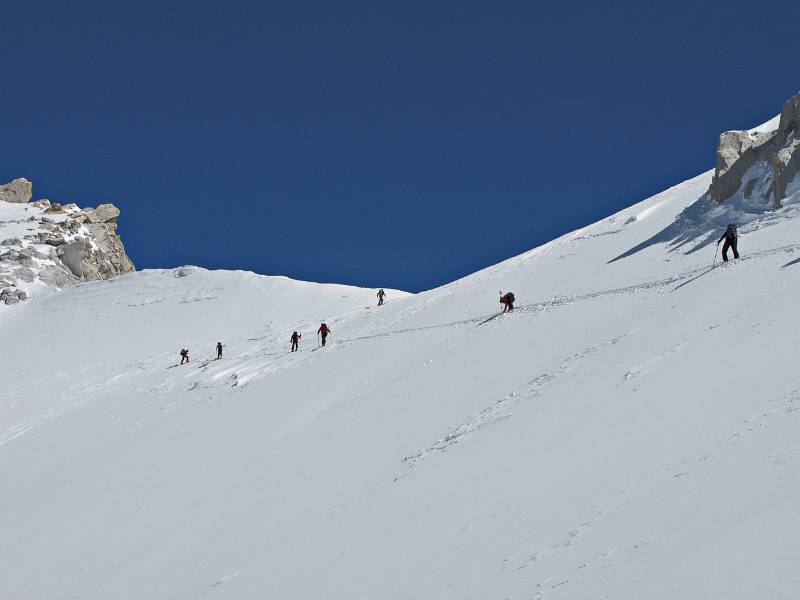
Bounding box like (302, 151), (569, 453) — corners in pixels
(4, 239), (799, 448)
(499, 386), (800, 598)
(401, 334), (629, 471)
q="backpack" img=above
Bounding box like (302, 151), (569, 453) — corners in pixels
(726, 224), (738, 239)
(505, 292), (515, 303)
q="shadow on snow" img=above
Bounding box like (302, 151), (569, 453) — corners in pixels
(609, 193), (727, 264)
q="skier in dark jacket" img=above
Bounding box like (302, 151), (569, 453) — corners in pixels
(317, 323), (331, 346)
(717, 223), (740, 262)
(290, 331), (301, 352)
(216, 342), (223, 359)
(500, 292), (515, 312)
(377, 288), (386, 306)
(180, 348), (189, 364)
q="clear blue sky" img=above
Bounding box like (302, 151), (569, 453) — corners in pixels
(2, 1), (798, 292)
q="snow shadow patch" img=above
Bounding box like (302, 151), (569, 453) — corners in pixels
(781, 256), (800, 269)
(608, 193), (729, 263)
(609, 173), (800, 264)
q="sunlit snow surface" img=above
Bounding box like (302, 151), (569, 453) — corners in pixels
(2, 166), (800, 599)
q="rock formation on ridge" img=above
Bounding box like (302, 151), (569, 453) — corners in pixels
(709, 91), (800, 207)
(0, 179), (135, 305)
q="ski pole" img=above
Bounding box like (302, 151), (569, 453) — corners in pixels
(713, 244), (719, 266)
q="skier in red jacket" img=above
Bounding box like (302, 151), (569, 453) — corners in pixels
(317, 323), (332, 347)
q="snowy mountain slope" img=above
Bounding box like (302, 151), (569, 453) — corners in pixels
(0, 268), (410, 446)
(3, 131), (800, 597)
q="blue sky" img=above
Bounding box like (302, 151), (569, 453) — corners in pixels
(1, 1), (798, 292)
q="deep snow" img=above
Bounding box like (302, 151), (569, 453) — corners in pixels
(2, 162), (800, 598)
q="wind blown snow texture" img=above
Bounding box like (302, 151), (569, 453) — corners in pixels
(2, 164), (800, 597)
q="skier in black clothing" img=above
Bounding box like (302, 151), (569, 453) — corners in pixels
(180, 348), (189, 364)
(216, 342), (223, 360)
(290, 331), (301, 352)
(500, 292), (515, 312)
(377, 289), (386, 306)
(717, 223), (740, 262)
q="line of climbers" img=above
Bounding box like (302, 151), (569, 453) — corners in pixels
(175, 224), (740, 365)
(176, 289), (391, 363)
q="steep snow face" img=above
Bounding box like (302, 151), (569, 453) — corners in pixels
(2, 170), (800, 599)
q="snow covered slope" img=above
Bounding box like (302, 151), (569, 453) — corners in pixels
(3, 146), (800, 597)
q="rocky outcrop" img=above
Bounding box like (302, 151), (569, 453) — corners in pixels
(56, 203), (135, 279)
(86, 203), (120, 223)
(708, 91), (800, 207)
(772, 93), (800, 204)
(0, 179), (136, 305)
(1, 287), (28, 305)
(0, 178), (33, 204)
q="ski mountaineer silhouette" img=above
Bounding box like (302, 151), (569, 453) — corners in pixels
(290, 331), (301, 352)
(500, 291), (515, 312)
(216, 342), (223, 359)
(717, 223), (740, 262)
(377, 288), (386, 306)
(317, 323), (331, 347)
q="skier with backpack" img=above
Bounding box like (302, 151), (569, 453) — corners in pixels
(290, 331), (301, 352)
(377, 288), (386, 306)
(216, 342), (223, 360)
(317, 323), (332, 347)
(717, 223), (740, 262)
(179, 348), (189, 364)
(500, 291), (515, 312)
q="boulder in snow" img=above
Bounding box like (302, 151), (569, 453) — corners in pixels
(0, 178), (33, 204)
(58, 240), (88, 278)
(86, 203), (121, 224)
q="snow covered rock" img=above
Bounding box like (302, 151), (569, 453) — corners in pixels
(0, 178), (135, 305)
(0, 177), (32, 203)
(709, 90), (800, 207)
(709, 129), (774, 202)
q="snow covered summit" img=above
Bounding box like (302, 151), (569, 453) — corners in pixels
(2, 92), (800, 599)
